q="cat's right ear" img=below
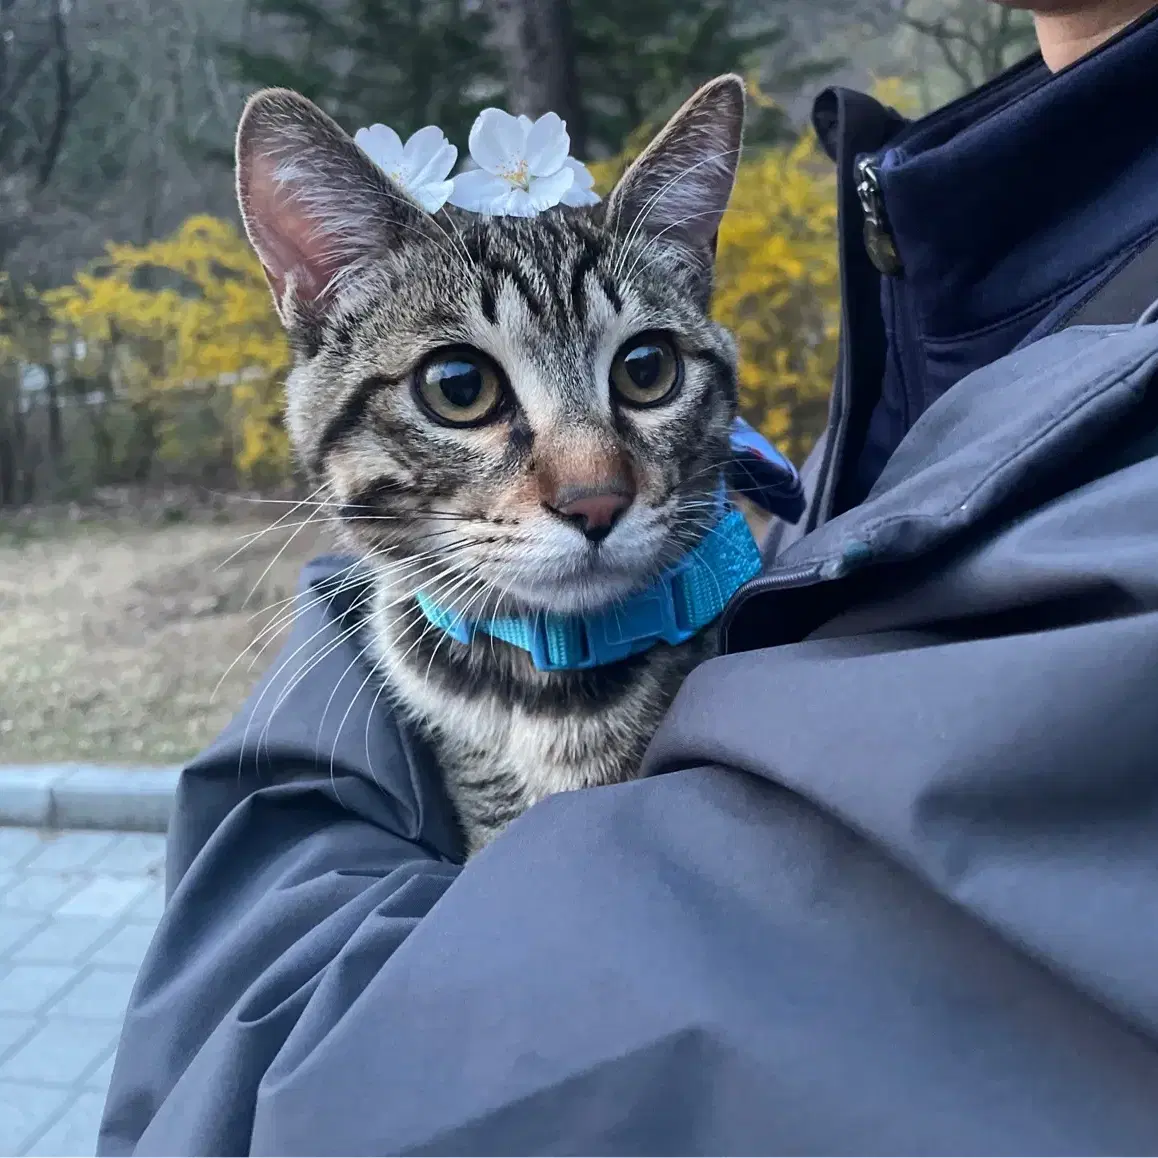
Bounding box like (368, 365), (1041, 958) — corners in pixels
(235, 88), (429, 326)
(606, 74), (745, 258)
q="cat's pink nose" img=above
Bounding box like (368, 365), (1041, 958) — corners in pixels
(548, 486), (633, 543)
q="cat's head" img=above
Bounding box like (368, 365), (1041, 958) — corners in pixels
(235, 76), (745, 617)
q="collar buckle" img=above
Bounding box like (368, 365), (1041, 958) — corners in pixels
(528, 569), (695, 673)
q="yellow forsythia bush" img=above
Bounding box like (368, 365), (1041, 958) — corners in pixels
(714, 135), (839, 462)
(46, 215), (292, 482)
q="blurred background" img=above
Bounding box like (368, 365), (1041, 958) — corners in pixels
(0, 0), (1036, 767)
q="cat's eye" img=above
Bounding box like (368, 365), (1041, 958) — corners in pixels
(415, 348), (505, 427)
(610, 333), (682, 408)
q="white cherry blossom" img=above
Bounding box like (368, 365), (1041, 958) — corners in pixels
(353, 123), (457, 213)
(558, 156), (599, 207)
(448, 109), (600, 217)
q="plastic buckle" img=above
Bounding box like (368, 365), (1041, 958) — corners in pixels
(527, 615), (592, 673)
(590, 573), (697, 668)
(524, 575), (693, 673)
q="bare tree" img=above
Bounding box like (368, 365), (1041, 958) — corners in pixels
(489, 0), (587, 157)
(0, 0), (99, 268)
(1, 0), (249, 285)
(894, 0), (1036, 94)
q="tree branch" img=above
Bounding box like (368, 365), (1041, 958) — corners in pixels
(35, 0), (74, 190)
(903, 13), (979, 90)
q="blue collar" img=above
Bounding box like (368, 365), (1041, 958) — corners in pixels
(414, 503), (763, 672)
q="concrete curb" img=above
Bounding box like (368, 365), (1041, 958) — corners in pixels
(0, 764), (180, 832)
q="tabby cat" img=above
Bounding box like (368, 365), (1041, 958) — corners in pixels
(235, 74), (763, 854)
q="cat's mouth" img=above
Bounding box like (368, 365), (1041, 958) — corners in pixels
(468, 513), (680, 617)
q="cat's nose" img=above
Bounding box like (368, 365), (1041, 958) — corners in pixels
(547, 485), (633, 543)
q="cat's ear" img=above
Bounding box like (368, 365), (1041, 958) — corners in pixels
(235, 88), (430, 324)
(606, 74), (745, 254)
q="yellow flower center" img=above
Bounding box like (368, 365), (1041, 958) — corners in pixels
(499, 159), (531, 190)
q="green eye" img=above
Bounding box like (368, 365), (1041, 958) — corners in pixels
(415, 348), (504, 426)
(610, 333), (682, 407)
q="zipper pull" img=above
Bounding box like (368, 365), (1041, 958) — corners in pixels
(855, 156), (903, 277)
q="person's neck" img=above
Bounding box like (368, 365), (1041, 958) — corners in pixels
(1033, 0), (1158, 69)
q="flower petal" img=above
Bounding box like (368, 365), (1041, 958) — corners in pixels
(475, 185), (534, 217)
(524, 112), (570, 177)
(558, 157), (601, 206)
(405, 126), (458, 187)
(468, 108), (528, 176)
(401, 126), (457, 186)
(419, 140), (459, 187)
(412, 178), (454, 214)
(354, 124), (404, 173)
(525, 166), (575, 212)
(447, 168), (517, 213)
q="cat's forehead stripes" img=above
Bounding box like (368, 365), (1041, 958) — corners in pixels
(465, 215), (621, 335)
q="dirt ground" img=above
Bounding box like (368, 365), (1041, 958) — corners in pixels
(0, 495), (336, 765)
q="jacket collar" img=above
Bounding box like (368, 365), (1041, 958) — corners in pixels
(875, 5), (1158, 339)
(724, 319), (1158, 652)
(798, 5), (1158, 533)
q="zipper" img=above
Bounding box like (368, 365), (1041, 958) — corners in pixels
(855, 155), (903, 277)
(717, 561), (827, 640)
(743, 562), (826, 592)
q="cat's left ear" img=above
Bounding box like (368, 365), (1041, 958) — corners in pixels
(235, 88), (432, 325)
(606, 74), (745, 256)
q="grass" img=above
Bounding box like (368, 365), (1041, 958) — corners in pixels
(0, 498), (331, 765)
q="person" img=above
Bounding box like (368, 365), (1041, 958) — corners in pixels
(99, 1), (1158, 1152)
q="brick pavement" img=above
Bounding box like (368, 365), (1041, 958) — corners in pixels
(0, 829), (164, 1157)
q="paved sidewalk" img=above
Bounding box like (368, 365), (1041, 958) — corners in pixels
(0, 829), (164, 1157)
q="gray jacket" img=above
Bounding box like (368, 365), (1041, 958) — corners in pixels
(96, 315), (1158, 1155)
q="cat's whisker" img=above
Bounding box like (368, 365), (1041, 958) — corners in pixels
(309, 616), (398, 797)
(329, 568), (482, 782)
(238, 557), (393, 676)
(420, 574), (492, 691)
(360, 643), (406, 801)
(436, 207), (480, 279)
(238, 500), (331, 612)
(234, 540), (442, 661)
(395, 568), (484, 673)
(214, 552), (374, 702)
(244, 537), (484, 657)
(213, 556), (371, 702)
(248, 543), (478, 672)
(351, 593), (452, 787)
(259, 582), (395, 762)
(215, 482), (330, 569)
(239, 550), (464, 736)
(224, 512), (480, 548)
(241, 586), (378, 783)
(242, 558), (364, 625)
(214, 493), (351, 509)
(319, 626), (397, 787)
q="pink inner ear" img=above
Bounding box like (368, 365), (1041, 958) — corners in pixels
(241, 151), (346, 307)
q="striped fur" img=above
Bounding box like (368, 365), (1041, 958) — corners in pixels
(236, 76), (749, 854)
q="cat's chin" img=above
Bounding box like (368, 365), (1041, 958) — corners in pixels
(495, 562), (667, 617)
